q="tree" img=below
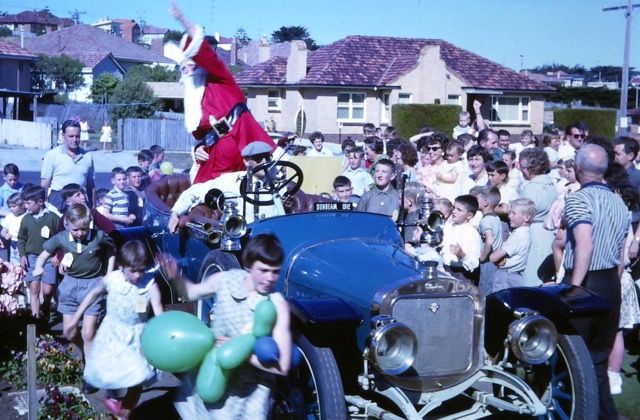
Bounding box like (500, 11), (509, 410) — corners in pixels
(31, 54), (84, 93)
(234, 28), (251, 47)
(90, 73), (120, 103)
(271, 26), (318, 50)
(164, 29), (183, 43)
(108, 76), (159, 124)
(126, 64), (178, 82)
(0, 26), (11, 37)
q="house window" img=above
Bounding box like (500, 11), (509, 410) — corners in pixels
(268, 90), (282, 111)
(337, 92), (365, 122)
(381, 93), (390, 124)
(490, 96), (530, 124)
(447, 95), (460, 105)
(398, 93), (412, 104)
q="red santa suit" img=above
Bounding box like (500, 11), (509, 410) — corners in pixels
(182, 26), (275, 183)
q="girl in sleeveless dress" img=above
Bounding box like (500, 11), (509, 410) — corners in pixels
(64, 240), (163, 418)
(159, 234), (292, 419)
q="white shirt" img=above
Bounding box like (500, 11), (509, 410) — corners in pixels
(342, 167), (373, 197)
(171, 171), (284, 223)
(557, 143), (577, 162)
(441, 221), (482, 271)
(306, 147), (334, 157)
(1, 212), (25, 240)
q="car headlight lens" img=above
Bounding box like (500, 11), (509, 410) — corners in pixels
(508, 314), (557, 365)
(370, 319), (417, 375)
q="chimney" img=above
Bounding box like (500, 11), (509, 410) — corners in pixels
(286, 40), (307, 84)
(258, 38), (270, 64)
(230, 38), (237, 66)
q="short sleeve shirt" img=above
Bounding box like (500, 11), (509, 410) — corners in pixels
(479, 213), (504, 252)
(43, 229), (114, 278)
(501, 226), (531, 272)
(41, 145), (95, 191)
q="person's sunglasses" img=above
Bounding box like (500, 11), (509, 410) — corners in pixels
(571, 134), (586, 139)
(425, 146), (442, 151)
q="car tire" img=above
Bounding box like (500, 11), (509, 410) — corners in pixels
(273, 335), (347, 420)
(196, 250), (240, 324)
(528, 334), (598, 420)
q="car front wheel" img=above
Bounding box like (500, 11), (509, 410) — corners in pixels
(273, 335), (347, 420)
(523, 334), (598, 420)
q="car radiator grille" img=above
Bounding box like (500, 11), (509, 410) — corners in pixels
(392, 295), (476, 377)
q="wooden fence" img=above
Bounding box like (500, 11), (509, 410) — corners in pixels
(0, 118), (54, 149)
(117, 118), (194, 152)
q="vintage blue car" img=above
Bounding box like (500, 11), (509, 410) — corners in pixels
(128, 162), (606, 420)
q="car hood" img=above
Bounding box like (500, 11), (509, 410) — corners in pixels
(284, 237), (423, 313)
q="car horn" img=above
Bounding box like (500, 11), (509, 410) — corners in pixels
(416, 193), (445, 247)
(220, 201), (247, 251)
(185, 220), (222, 245)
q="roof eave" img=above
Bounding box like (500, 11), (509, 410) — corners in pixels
(239, 83), (402, 90)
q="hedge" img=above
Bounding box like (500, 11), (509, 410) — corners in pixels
(392, 104), (461, 139)
(553, 108), (617, 139)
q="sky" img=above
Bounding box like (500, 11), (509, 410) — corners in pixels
(4, 0), (640, 73)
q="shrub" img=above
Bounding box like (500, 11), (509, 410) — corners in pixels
(392, 104), (460, 139)
(38, 386), (99, 419)
(553, 108), (617, 139)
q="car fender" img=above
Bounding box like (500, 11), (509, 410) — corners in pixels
(484, 284), (611, 355)
(288, 297), (363, 347)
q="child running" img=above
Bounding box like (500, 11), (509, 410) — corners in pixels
(64, 240), (163, 419)
(33, 203), (115, 356)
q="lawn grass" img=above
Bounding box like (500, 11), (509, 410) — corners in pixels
(615, 351), (640, 420)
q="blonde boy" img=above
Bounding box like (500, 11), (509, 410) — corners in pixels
(489, 198), (536, 292)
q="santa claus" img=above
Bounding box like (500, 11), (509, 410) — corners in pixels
(169, 0), (275, 184)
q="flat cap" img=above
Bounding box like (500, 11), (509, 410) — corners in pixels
(241, 141), (272, 157)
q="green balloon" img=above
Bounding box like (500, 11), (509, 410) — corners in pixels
(196, 348), (228, 403)
(253, 298), (277, 337)
(217, 334), (257, 370)
(141, 311), (214, 373)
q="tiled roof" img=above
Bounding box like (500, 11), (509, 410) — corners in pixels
(235, 56), (288, 84)
(0, 10), (74, 27)
(143, 25), (168, 35)
(21, 24), (174, 68)
(0, 39), (38, 59)
(236, 35), (552, 92)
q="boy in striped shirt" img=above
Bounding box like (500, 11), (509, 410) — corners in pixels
(103, 167), (136, 228)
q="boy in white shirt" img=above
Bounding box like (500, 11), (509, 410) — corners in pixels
(489, 198), (535, 292)
(441, 194), (482, 283)
(0, 192), (26, 265)
(342, 147), (373, 197)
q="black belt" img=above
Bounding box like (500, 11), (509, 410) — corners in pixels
(199, 102), (249, 148)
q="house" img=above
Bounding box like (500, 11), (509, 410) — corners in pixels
(0, 9), (74, 36)
(528, 71), (585, 88)
(0, 39), (39, 120)
(140, 25), (169, 55)
(20, 24), (176, 102)
(235, 36), (553, 137)
(93, 18), (141, 44)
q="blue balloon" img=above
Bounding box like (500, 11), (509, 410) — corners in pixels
(254, 336), (280, 366)
(291, 345), (303, 368)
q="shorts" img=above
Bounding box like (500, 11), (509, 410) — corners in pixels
(25, 254), (57, 285)
(57, 274), (105, 316)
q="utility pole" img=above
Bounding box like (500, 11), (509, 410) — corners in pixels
(603, 1), (640, 136)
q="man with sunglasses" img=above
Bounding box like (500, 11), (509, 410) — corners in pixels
(169, 0), (275, 184)
(558, 123), (585, 161)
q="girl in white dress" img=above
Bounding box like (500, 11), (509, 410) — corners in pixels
(65, 240), (163, 418)
(100, 122), (113, 150)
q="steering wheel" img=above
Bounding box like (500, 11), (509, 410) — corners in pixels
(239, 160), (303, 206)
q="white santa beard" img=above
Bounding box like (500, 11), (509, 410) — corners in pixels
(181, 68), (206, 132)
